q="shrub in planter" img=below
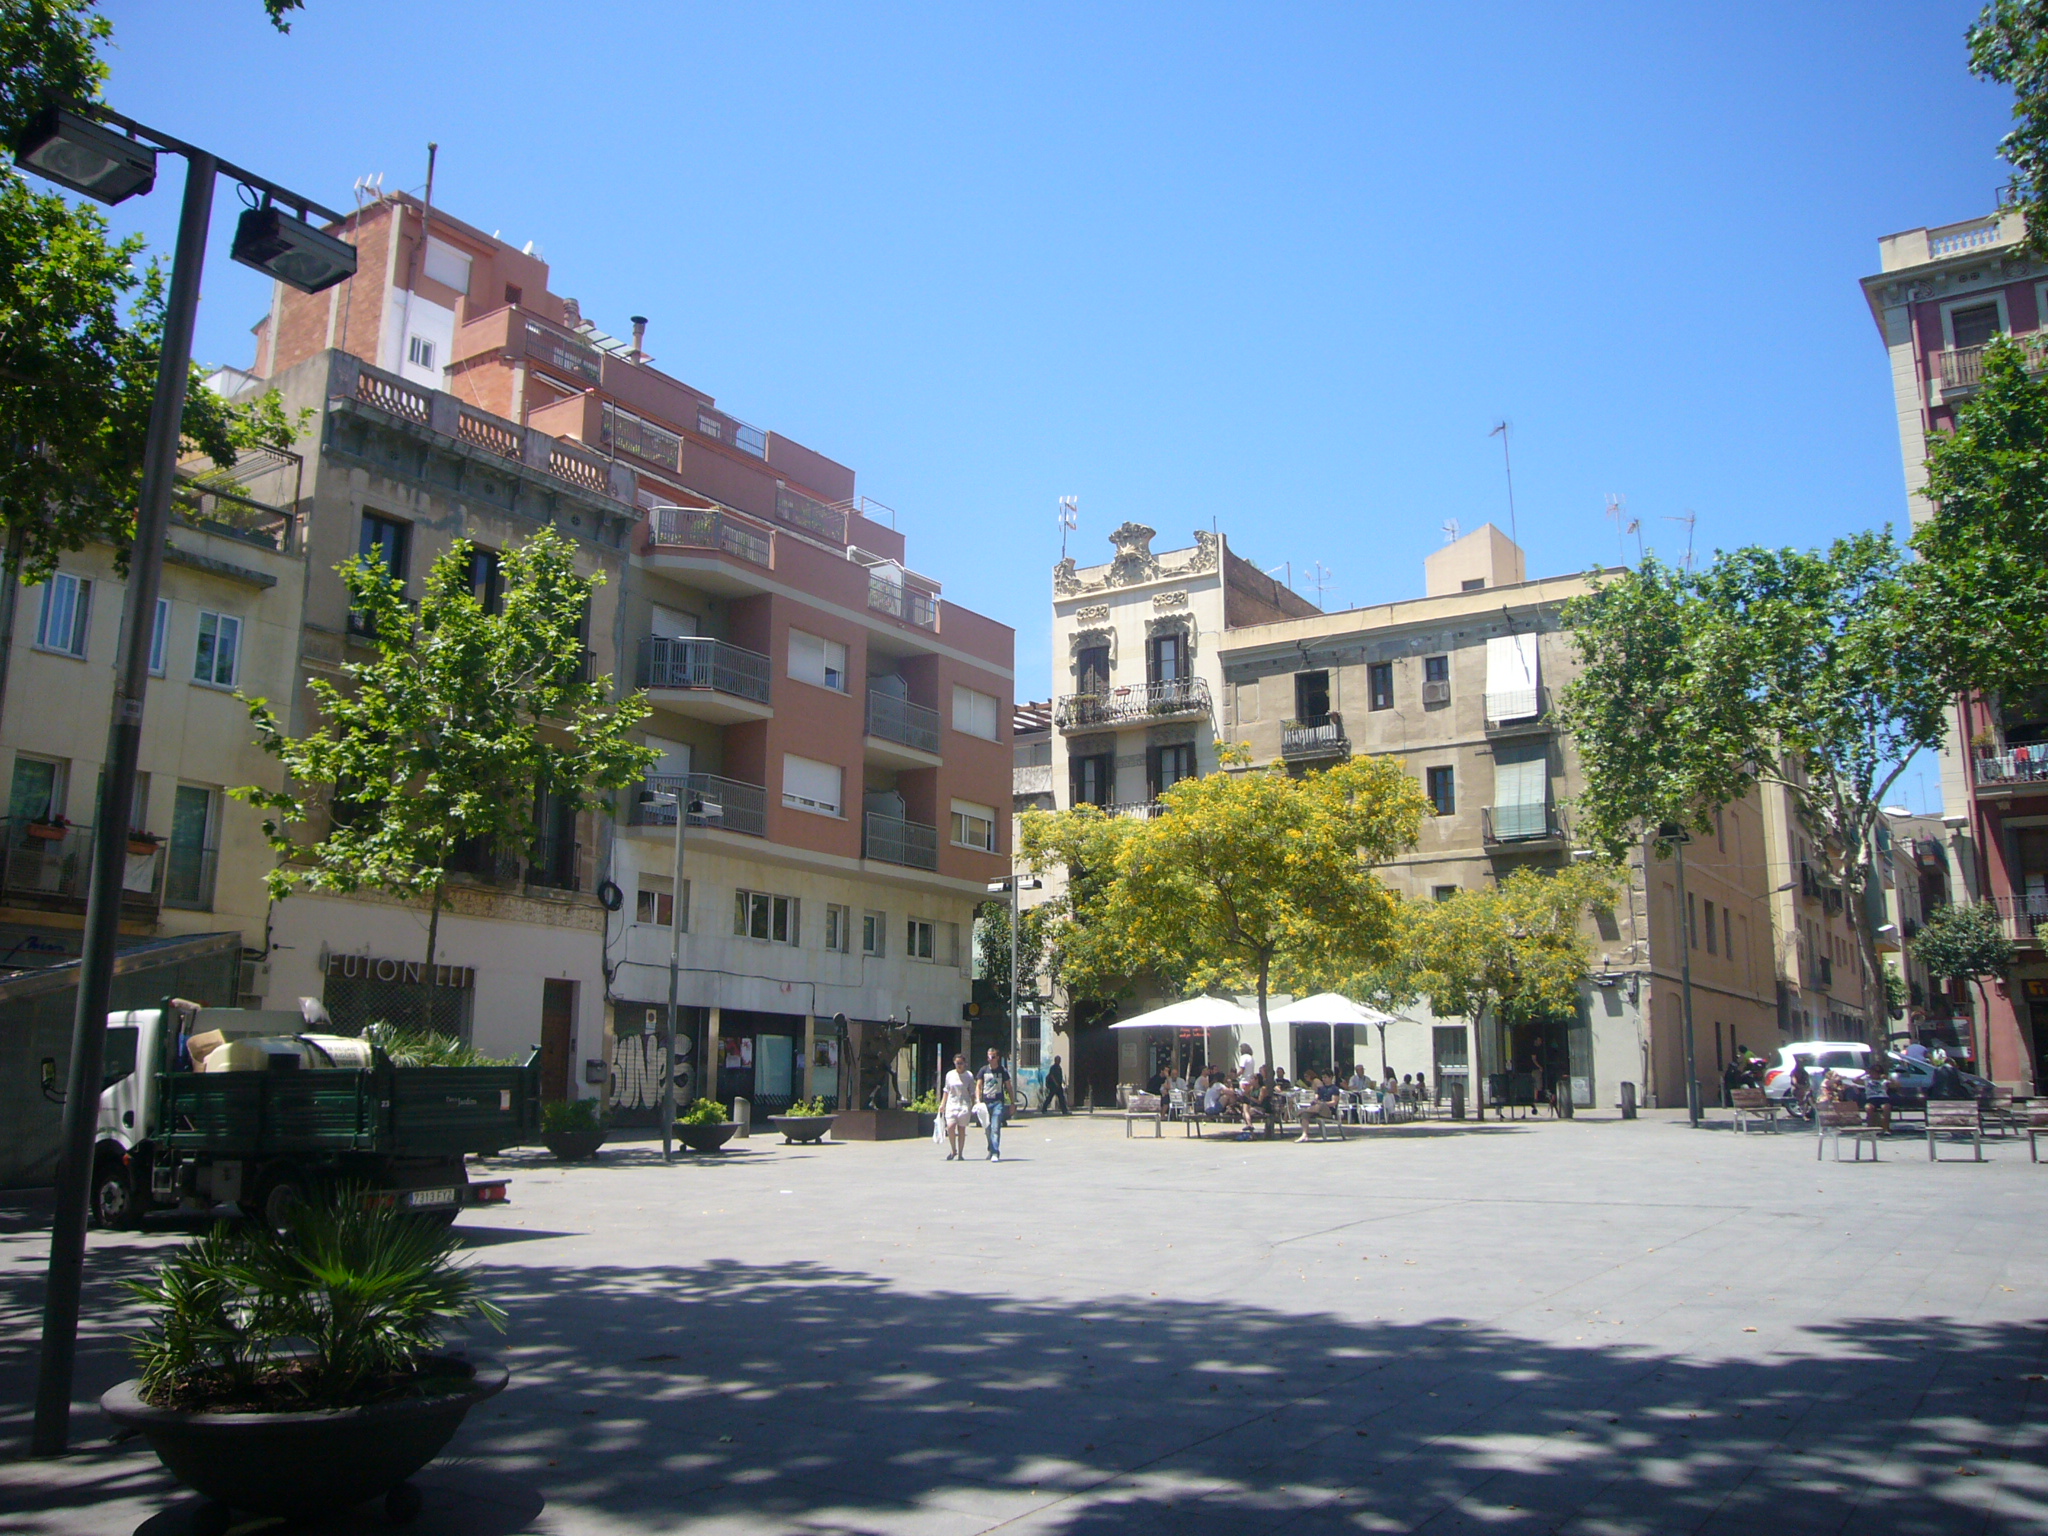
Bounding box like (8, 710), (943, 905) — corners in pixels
(540, 1098), (606, 1160)
(103, 1190), (506, 1523)
(674, 1097), (737, 1152)
(769, 1096), (836, 1144)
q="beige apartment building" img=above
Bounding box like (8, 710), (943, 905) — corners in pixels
(238, 190), (1014, 1114)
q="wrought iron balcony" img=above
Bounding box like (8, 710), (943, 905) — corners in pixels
(1993, 892), (2048, 944)
(864, 812), (938, 870)
(1055, 676), (1212, 731)
(866, 690), (941, 754)
(635, 636), (771, 704)
(647, 505), (772, 568)
(1977, 748), (2048, 791)
(1280, 713), (1349, 760)
(631, 773), (768, 839)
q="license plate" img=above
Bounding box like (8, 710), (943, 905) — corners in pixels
(406, 1187), (458, 1208)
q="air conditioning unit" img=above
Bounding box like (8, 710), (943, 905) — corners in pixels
(1422, 681), (1451, 706)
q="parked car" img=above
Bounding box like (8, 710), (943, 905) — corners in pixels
(1881, 1056), (1991, 1108)
(1761, 1041), (1872, 1101)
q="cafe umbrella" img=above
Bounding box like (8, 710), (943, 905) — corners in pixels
(1268, 992), (1404, 1079)
(1107, 994), (1260, 1084)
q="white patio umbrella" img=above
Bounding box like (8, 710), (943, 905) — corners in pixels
(1107, 995), (1259, 1082)
(1269, 992), (1402, 1078)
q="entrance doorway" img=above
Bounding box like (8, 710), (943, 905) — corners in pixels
(540, 979), (575, 1102)
(1432, 1025), (1469, 1100)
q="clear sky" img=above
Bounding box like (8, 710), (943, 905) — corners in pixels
(95, 1), (2010, 814)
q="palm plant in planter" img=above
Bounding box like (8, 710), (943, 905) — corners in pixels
(540, 1097), (607, 1160)
(102, 1190), (507, 1530)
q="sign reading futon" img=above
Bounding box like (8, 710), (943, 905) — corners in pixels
(324, 951), (476, 990)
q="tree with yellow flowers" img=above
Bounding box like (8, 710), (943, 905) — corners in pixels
(1022, 755), (1427, 1078)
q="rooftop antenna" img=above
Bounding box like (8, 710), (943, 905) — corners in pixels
(1661, 509), (1698, 571)
(1302, 560), (1332, 607)
(1057, 495), (1078, 560)
(1264, 560), (1293, 590)
(1441, 518), (1460, 545)
(1489, 420), (1519, 547)
(1604, 495), (1626, 565)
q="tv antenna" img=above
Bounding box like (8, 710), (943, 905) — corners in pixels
(1662, 509), (1698, 571)
(1489, 420), (1519, 547)
(1441, 518), (1460, 545)
(1263, 560), (1293, 591)
(1057, 495), (1078, 560)
(1302, 560), (1333, 607)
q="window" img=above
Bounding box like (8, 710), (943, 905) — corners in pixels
(1950, 301), (2002, 349)
(825, 903), (853, 953)
(1149, 742), (1196, 797)
(789, 630), (848, 692)
(360, 513), (409, 580)
(1071, 752), (1113, 807)
(1714, 804), (1725, 853)
(407, 334), (437, 371)
(1424, 655), (1449, 684)
(734, 889), (798, 945)
(148, 598), (169, 676)
(781, 754), (843, 816)
(1294, 670), (1330, 722)
(951, 799), (997, 851)
(9, 755), (64, 826)
(1147, 631), (1185, 684)
(1426, 765), (1455, 816)
(1704, 899), (1717, 954)
(504, 283), (523, 307)
(862, 909), (886, 957)
(1369, 662), (1393, 711)
(636, 878), (689, 929)
(953, 685), (999, 740)
(1075, 644), (1110, 695)
(907, 918), (935, 961)
(1724, 907), (1733, 961)
(1461, 577), (1486, 591)
(1014, 738), (1051, 768)
(193, 611), (241, 687)
(469, 548), (503, 613)
(164, 784), (218, 910)
(34, 573), (90, 657)
(1432, 884), (1458, 902)
(422, 236), (472, 294)
(1688, 893), (1699, 949)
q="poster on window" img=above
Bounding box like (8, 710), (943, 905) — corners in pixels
(723, 1036), (753, 1070)
(813, 1039), (838, 1068)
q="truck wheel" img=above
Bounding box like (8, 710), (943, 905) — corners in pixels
(90, 1156), (139, 1230)
(257, 1177), (305, 1233)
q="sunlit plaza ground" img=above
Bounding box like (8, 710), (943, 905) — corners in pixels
(5, 1106), (2048, 1535)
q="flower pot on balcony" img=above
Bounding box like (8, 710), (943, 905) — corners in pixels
(25, 822), (67, 841)
(127, 837), (161, 855)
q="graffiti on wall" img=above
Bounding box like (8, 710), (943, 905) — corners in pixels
(608, 1032), (693, 1113)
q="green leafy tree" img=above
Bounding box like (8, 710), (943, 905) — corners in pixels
(1406, 864), (1620, 1074)
(1911, 900), (2017, 1062)
(0, 0), (303, 712)
(1028, 756), (1427, 1077)
(1971, 0), (2048, 257)
(1017, 805), (1151, 1076)
(1558, 538), (1949, 1030)
(974, 896), (1050, 1028)
(236, 530), (658, 1020)
(1915, 335), (2048, 703)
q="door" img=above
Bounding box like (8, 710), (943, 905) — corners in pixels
(164, 784), (217, 910)
(1432, 1025), (1469, 1098)
(540, 979), (574, 1102)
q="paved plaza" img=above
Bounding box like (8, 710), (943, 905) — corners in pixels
(5, 1107), (2048, 1534)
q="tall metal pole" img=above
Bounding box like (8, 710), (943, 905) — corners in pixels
(662, 794), (686, 1162)
(1674, 837), (1701, 1128)
(32, 151), (216, 1457)
(1008, 874), (1020, 1109)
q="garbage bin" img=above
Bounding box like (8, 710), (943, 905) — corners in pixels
(1619, 1081), (1637, 1121)
(1449, 1081), (1466, 1122)
(734, 1096), (752, 1138)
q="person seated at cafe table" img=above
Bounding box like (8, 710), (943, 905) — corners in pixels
(1202, 1073), (1229, 1116)
(1236, 1073), (1280, 1139)
(1296, 1074), (1342, 1140)
(1346, 1065), (1372, 1093)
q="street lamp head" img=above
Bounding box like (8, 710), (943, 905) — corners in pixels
(14, 106), (156, 204)
(231, 203), (357, 293)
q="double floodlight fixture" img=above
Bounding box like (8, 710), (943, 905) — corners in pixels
(640, 785), (724, 822)
(13, 106), (157, 203)
(230, 201), (358, 294)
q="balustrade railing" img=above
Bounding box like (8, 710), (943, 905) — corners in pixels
(1280, 713), (1349, 759)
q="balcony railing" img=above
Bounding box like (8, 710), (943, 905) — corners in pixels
(1978, 749), (2048, 789)
(776, 484), (847, 542)
(634, 636), (771, 704)
(602, 402), (684, 472)
(631, 773), (768, 839)
(1, 821), (164, 920)
(700, 406), (769, 460)
(1483, 803), (1563, 845)
(523, 315), (603, 383)
(1107, 801), (1165, 821)
(648, 505), (772, 567)
(866, 690), (941, 753)
(1483, 686), (1550, 729)
(864, 813), (938, 871)
(1013, 763), (1055, 797)
(1055, 676), (1212, 731)
(1994, 892), (2048, 944)
(867, 575), (939, 630)
(172, 481), (294, 553)
(1280, 714), (1350, 760)
(1937, 330), (2048, 394)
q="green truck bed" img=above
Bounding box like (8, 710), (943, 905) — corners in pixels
(160, 1064), (542, 1159)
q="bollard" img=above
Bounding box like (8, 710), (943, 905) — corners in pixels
(734, 1096), (751, 1138)
(1619, 1081), (1637, 1120)
(1450, 1081), (1466, 1121)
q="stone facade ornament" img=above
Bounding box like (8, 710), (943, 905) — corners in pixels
(1075, 603), (1110, 624)
(1054, 557), (1082, 595)
(1188, 530), (1220, 573)
(1145, 611), (1195, 657)
(1105, 522), (1160, 588)
(1151, 589), (1189, 610)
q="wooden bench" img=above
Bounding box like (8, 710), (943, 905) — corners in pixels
(1124, 1091), (1162, 1138)
(1926, 1100), (1985, 1162)
(1815, 1102), (1882, 1162)
(1731, 1086), (1781, 1134)
(2027, 1106), (2048, 1163)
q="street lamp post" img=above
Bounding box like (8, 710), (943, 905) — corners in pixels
(988, 874), (1040, 1108)
(645, 782), (720, 1161)
(20, 104), (352, 1457)
(1660, 824), (1701, 1128)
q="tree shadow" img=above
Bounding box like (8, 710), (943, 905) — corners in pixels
(6, 1249), (2047, 1534)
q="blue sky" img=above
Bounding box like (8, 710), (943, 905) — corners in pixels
(96, 2), (2008, 814)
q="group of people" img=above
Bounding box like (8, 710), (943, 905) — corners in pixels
(1133, 1048), (1431, 1142)
(937, 1049), (1013, 1162)
(1723, 1039), (1980, 1130)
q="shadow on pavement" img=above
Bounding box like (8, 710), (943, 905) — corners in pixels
(5, 1247), (2046, 1533)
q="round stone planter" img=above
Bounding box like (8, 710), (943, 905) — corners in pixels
(674, 1120), (738, 1153)
(101, 1354), (506, 1525)
(542, 1129), (607, 1162)
(767, 1114), (835, 1144)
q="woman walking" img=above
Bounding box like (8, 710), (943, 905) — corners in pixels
(941, 1053), (975, 1161)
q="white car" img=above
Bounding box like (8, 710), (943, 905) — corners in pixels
(1761, 1041), (1871, 1101)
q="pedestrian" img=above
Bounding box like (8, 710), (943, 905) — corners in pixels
(1039, 1054), (1069, 1115)
(978, 1047), (1011, 1162)
(1237, 1045), (1259, 1090)
(940, 1053), (975, 1161)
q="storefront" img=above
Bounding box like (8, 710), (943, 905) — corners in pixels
(711, 1008), (808, 1116)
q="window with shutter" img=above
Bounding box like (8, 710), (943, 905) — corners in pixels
(781, 755), (843, 816)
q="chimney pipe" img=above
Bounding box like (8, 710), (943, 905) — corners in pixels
(629, 315), (648, 363)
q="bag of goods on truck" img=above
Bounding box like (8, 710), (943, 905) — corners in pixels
(197, 1034), (377, 1072)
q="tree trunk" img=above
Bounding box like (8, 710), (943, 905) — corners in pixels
(1257, 953), (1275, 1080)
(421, 881), (444, 1035)
(1972, 976), (1993, 1079)
(0, 525), (24, 737)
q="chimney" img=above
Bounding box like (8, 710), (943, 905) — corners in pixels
(629, 315), (648, 363)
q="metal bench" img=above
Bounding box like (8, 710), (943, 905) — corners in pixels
(1293, 1091), (1343, 1141)
(1731, 1086), (1781, 1134)
(1928, 1100), (1985, 1162)
(1815, 1102), (1881, 1162)
(2027, 1106), (2048, 1163)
